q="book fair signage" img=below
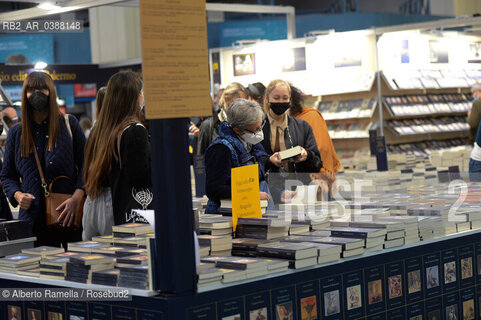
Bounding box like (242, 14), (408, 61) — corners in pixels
(230, 164), (262, 232)
(139, 0), (211, 119)
(0, 63), (142, 86)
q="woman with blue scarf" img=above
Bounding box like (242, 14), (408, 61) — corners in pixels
(205, 98), (273, 214)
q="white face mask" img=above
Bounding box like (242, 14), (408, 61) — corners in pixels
(241, 130), (264, 145)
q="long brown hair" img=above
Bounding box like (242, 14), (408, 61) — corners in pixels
(20, 71), (62, 157)
(84, 71), (143, 199)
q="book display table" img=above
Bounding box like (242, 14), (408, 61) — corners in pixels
(2, 229), (481, 319)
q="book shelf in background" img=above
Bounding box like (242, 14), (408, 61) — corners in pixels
(318, 72), (475, 155)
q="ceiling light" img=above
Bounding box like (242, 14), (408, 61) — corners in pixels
(37, 2), (60, 10)
(34, 61), (48, 70)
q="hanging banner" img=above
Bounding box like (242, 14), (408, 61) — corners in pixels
(0, 63), (142, 86)
(139, 0), (211, 119)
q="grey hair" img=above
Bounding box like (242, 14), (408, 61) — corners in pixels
(227, 98), (264, 130)
(472, 82), (481, 93)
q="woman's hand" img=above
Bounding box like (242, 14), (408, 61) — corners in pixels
(56, 189), (84, 227)
(260, 192), (270, 200)
(294, 146), (308, 163)
(281, 190), (297, 203)
(14, 191), (35, 210)
(269, 152), (282, 167)
(189, 121), (200, 138)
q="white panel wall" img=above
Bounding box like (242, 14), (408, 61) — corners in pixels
(430, 0), (455, 16)
(89, 6), (142, 64)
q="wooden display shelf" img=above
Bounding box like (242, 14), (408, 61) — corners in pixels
(382, 104), (468, 120)
(383, 127), (468, 145)
(332, 138), (370, 150)
(317, 74), (472, 152)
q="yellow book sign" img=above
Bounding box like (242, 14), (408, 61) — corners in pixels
(231, 164), (262, 231)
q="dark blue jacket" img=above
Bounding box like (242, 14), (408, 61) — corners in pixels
(0, 115), (86, 225)
(204, 122), (269, 213)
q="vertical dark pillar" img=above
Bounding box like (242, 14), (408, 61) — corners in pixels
(150, 118), (196, 294)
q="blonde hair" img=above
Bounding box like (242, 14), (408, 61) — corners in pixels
(472, 82), (481, 93)
(263, 79), (291, 114)
(219, 82), (247, 111)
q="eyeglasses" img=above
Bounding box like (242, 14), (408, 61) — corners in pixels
(244, 120), (266, 134)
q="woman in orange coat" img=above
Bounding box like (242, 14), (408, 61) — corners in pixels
(290, 85), (341, 197)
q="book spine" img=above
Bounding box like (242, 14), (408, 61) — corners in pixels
(237, 219), (269, 226)
(215, 262), (247, 270)
(256, 248), (295, 259)
(231, 250), (257, 257)
(232, 243), (257, 251)
(330, 231), (368, 239)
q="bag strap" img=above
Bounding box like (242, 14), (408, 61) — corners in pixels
(32, 144), (49, 197)
(64, 114), (72, 139)
(117, 123), (144, 169)
(32, 115), (75, 197)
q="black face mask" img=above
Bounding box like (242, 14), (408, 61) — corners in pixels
(28, 92), (49, 112)
(270, 102), (290, 115)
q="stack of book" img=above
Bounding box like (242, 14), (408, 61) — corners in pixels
(112, 223), (153, 238)
(68, 241), (108, 254)
(310, 236), (365, 258)
(40, 253), (81, 280)
(257, 258), (289, 273)
(118, 265), (150, 290)
(116, 255), (148, 268)
(377, 216), (420, 244)
(289, 224), (310, 235)
(236, 218), (290, 240)
(330, 226), (387, 252)
(91, 269), (120, 286)
(212, 257), (269, 279)
(199, 215), (233, 236)
(18, 246), (65, 278)
(218, 268), (248, 283)
(407, 206), (448, 239)
(22, 246), (65, 258)
(197, 267), (223, 287)
(256, 243), (318, 269)
(0, 253), (41, 274)
(231, 238), (279, 257)
(417, 217), (444, 240)
(329, 222), (389, 252)
(264, 209), (331, 231)
(113, 236), (152, 248)
(66, 254), (115, 284)
(90, 246), (133, 257)
(92, 235), (116, 245)
(455, 207), (481, 230)
(293, 241), (342, 264)
(198, 235), (232, 256)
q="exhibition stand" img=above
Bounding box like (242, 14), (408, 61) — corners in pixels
(1, 7), (481, 319)
(2, 229), (481, 319)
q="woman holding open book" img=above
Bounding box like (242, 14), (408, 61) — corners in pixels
(83, 71), (152, 240)
(0, 71), (86, 247)
(261, 79), (322, 203)
(204, 98), (274, 214)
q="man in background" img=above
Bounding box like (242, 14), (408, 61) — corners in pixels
(2, 107), (18, 133)
(467, 82), (481, 144)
